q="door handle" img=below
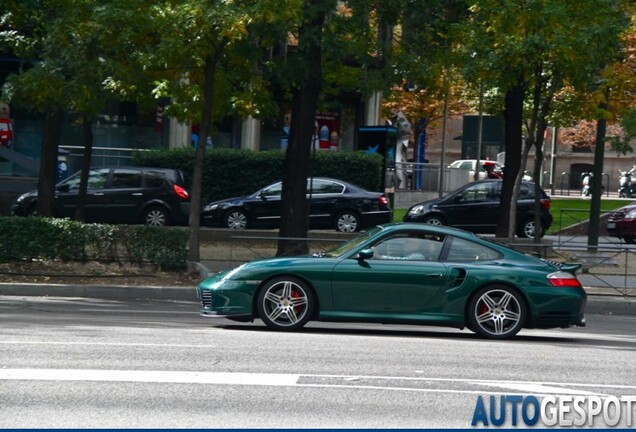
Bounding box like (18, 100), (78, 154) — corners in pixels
(425, 273), (443, 278)
(132, 193), (143, 196)
(91, 192), (104, 196)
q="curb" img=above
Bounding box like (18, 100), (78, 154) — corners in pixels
(0, 283), (197, 302)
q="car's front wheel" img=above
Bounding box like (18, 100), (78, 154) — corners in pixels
(257, 276), (314, 331)
(467, 286), (526, 339)
(143, 206), (170, 226)
(335, 211), (360, 232)
(224, 209), (249, 230)
(423, 215), (445, 226)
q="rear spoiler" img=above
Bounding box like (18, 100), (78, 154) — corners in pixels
(540, 258), (582, 275)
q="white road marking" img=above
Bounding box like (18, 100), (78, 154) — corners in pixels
(473, 381), (607, 396)
(0, 369), (633, 397)
(0, 369), (299, 386)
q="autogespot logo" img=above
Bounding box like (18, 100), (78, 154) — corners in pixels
(471, 395), (636, 427)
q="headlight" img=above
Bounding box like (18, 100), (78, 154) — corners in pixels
(203, 203), (219, 212)
(626, 210), (636, 219)
(409, 205), (424, 215)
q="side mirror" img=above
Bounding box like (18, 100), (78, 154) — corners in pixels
(57, 184), (70, 192)
(258, 192), (267, 201)
(453, 194), (463, 203)
(356, 248), (374, 260)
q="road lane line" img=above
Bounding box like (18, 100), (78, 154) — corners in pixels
(0, 369), (633, 397)
(0, 369), (300, 386)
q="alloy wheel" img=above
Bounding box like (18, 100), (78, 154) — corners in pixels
(470, 288), (525, 338)
(336, 213), (359, 232)
(145, 208), (168, 226)
(258, 278), (312, 330)
(226, 210), (248, 229)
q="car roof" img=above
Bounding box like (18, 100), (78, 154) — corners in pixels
(378, 222), (481, 239)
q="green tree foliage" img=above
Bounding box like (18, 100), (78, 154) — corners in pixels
(455, 0), (631, 241)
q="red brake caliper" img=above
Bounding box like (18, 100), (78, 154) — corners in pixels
(291, 289), (303, 313)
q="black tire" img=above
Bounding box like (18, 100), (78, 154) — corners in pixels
(224, 209), (249, 230)
(423, 214), (445, 226)
(26, 204), (38, 216)
(467, 285), (527, 339)
(517, 218), (537, 239)
(335, 211), (360, 232)
(256, 276), (314, 331)
(143, 206), (170, 226)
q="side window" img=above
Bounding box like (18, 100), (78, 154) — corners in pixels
(86, 169), (110, 189)
(261, 183), (282, 197)
(445, 237), (501, 262)
(110, 169), (143, 188)
(61, 168), (109, 191)
(145, 172), (167, 188)
(371, 232), (445, 261)
(519, 183), (535, 199)
(458, 183), (493, 202)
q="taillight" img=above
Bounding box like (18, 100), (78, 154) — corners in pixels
(174, 184), (189, 199)
(379, 195), (388, 206)
(547, 271), (581, 287)
(541, 198), (550, 211)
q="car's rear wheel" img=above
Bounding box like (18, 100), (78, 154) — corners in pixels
(224, 209), (248, 229)
(518, 218), (543, 238)
(335, 211), (360, 232)
(467, 286), (526, 339)
(423, 215), (445, 226)
(143, 206), (170, 226)
(257, 276), (314, 331)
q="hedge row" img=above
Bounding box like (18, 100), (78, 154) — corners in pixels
(0, 217), (188, 269)
(133, 148), (384, 204)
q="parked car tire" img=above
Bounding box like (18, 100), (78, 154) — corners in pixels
(224, 209), (249, 230)
(335, 211), (360, 232)
(467, 285), (527, 339)
(423, 215), (445, 226)
(143, 206), (170, 226)
(518, 218), (542, 239)
(26, 204), (38, 216)
(257, 276), (315, 331)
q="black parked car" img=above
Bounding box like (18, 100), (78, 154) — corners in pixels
(11, 166), (190, 226)
(201, 177), (392, 232)
(403, 179), (552, 238)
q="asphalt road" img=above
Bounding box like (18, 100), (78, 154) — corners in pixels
(1, 296), (635, 428)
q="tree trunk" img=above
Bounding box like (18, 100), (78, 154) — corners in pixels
(188, 55), (219, 263)
(37, 109), (63, 217)
(276, 0), (332, 257)
(496, 79), (525, 239)
(75, 119), (94, 222)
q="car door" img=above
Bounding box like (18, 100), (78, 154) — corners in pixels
(55, 168), (110, 220)
(330, 231), (449, 314)
(248, 182), (283, 226)
(308, 179), (343, 227)
(437, 182), (499, 233)
(101, 168), (145, 223)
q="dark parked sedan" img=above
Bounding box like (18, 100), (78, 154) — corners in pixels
(201, 177), (392, 232)
(404, 179), (552, 238)
(11, 166), (190, 226)
(197, 223), (586, 339)
(606, 204), (636, 243)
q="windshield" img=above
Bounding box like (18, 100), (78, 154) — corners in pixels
(319, 226), (384, 258)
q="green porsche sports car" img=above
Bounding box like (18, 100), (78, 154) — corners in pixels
(196, 223), (586, 339)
